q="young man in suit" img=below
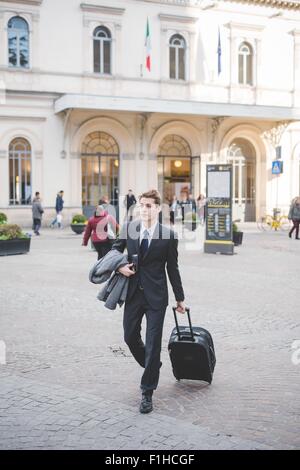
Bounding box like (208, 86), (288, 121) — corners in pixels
(112, 189), (185, 414)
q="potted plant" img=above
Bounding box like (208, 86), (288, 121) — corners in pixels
(232, 221), (243, 246)
(0, 224), (31, 256)
(0, 213), (7, 224)
(71, 214), (88, 234)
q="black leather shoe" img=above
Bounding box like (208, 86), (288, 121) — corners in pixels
(139, 392), (153, 414)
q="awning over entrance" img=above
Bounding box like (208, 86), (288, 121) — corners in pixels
(54, 93), (300, 121)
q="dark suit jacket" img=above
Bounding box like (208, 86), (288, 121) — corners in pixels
(111, 219), (185, 310)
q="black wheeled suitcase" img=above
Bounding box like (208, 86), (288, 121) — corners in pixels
(168, 307), (216, 384)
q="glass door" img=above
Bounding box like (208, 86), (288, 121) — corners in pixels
(228, 140), (256, 222)
(157, 156), (191, 204)
(81, 153), (119, 218)
(81, 131), (119, 219)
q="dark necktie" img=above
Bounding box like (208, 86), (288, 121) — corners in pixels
(140, 229), (149, 258)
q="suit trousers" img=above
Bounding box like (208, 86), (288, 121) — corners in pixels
(123, 287), (167, 392)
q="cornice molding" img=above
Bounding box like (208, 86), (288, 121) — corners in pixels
(289, 28), (300, 36)
(228, 0), (300, 11)
(225, 21), (265, 32)
(159, 13), (199, 23)
(80, 3), (125, 16)
(0, 0), (42, 5)
(137, 0), (300, 11)
(0, 115), (46, 121)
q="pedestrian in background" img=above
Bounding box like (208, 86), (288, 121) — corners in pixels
(170, 194), (178, 226)
(124, 189), (137, 221)
(288, 196), (300, 239)
(50, 190), (64, 228)
(32, 191), (44, 236)
(197, 194), (207, 225)
(82, 204), (119, 260)
(179, 191), (190, 224)
(188, 192), (197, 213)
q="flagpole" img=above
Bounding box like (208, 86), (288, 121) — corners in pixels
(217, 26), (221, 76)
(145, 17), (151, 73)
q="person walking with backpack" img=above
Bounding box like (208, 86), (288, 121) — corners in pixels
(288, 196), (300, 239)
(50, 190), (64, 228)
(32, 192), (44, 236)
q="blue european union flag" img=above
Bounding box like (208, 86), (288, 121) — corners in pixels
(217, 27), (221, 75)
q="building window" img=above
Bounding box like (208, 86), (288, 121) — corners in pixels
(238, 42), (253, 85)
(9, 138), (32, 205)
(157, 134), (192, 204)
(169, 34), (186, 80)
(227, 139), (256, 222)
(81, 132), (119, 208)
(93, 26), (112, 74)
(8, 16), (29, 68)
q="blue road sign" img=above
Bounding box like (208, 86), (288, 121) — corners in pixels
(272, 160), (283, 175)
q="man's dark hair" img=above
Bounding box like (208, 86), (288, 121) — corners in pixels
(139, 189), (161, 206)
(35, 191), (40, 197)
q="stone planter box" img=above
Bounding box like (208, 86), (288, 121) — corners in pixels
(233, 231), (243, 246)
(0, 238), (31, 256)
(71, 224), (86, 235)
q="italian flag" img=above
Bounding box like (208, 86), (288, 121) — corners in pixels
(145, 17), (151, 72)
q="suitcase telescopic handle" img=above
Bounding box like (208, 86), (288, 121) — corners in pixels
(172, 306), (195, 342)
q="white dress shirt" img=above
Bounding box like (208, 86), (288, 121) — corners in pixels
(139, 220), (158, 248)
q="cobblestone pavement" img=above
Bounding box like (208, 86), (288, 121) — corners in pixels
(0, 224), (299, 449)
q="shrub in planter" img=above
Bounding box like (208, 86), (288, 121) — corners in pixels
(0, 224), (31, 256)
(0, 212), (7, 224)
(71, 214), (88, 234)
(72, 214), (87, 224)
(232, 222), (243, 246)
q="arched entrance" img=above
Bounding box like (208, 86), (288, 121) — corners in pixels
(81, 131), (119, 217)
(157, 134), (200, 204)
(9, 137), (31, 205)
(227, 138), (256, 222)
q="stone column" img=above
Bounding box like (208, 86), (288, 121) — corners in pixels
(31, 13), (40, 71)
(34, 150), (43, 200)
(291, 30), (300, 107)
(82, 18), (91, 74)
(189, 31), (196, 83)
(0, 12), (5, 68)
(0, 149), (8, 207)
(161, 28), (168, 81)
(114, 23), (122, 77)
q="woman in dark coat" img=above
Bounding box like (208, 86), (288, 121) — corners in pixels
(82, 205), (119, 259)
(288, 197), (300, 240)
(32, 192), (44, 235)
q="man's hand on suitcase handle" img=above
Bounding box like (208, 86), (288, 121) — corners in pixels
(176, 301), (186, 314)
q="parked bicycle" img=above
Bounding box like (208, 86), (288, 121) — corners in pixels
(257, 209), (291, 232)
